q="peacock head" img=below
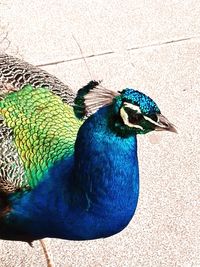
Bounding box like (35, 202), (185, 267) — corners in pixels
(74, 80), (177, 136)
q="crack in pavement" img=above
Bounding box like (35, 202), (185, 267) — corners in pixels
(127, 35), (200, 51)
(36, 35), (200, 67)
(36, 51), (114, 67)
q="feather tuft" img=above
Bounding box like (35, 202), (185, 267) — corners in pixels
(74, 80), (119, 119)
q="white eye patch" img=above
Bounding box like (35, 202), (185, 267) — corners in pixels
(120, 106), (144, 130)
(123, 102), (142, 113)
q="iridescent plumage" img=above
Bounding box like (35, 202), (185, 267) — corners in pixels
(0, 85), (81, 191)
(0, 54), (77, 194)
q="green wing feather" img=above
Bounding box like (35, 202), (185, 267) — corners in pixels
(0, 85), (82, 191)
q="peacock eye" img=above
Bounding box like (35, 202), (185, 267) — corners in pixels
(128, 113), (143, 124)
(123, 106), (144, 124)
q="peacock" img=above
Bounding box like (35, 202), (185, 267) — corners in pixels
(0, 54), (176, 266)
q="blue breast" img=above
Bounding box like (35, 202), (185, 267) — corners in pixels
(5, 106), (139, 241)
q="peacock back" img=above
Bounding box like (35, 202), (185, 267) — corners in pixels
(0, 54), (81, 194)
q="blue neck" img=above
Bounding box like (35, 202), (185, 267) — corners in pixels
(73, 107), (139, 215)
(7, 107), (139, 241)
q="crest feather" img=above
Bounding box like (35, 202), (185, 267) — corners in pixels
(74, 80), (119, 119)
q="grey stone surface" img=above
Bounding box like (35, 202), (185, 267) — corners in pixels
(0, 0), (200, 266)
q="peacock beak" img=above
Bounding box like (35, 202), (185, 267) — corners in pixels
(155, 114), (177, 133)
